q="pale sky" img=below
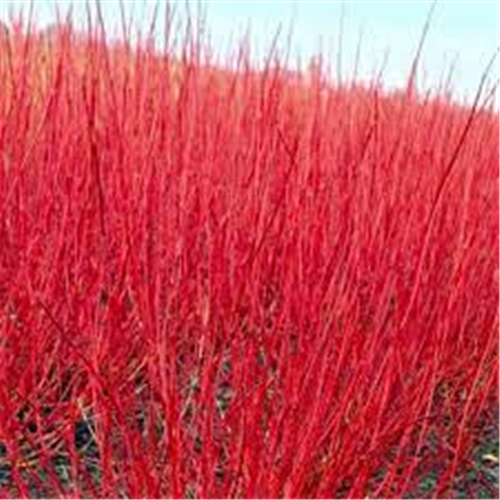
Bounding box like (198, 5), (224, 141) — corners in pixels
(1, 1), (498, 102)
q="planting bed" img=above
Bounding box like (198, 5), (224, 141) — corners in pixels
(0, 13), (498, 499)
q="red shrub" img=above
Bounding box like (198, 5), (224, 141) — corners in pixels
(0, 12), (498, 499)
